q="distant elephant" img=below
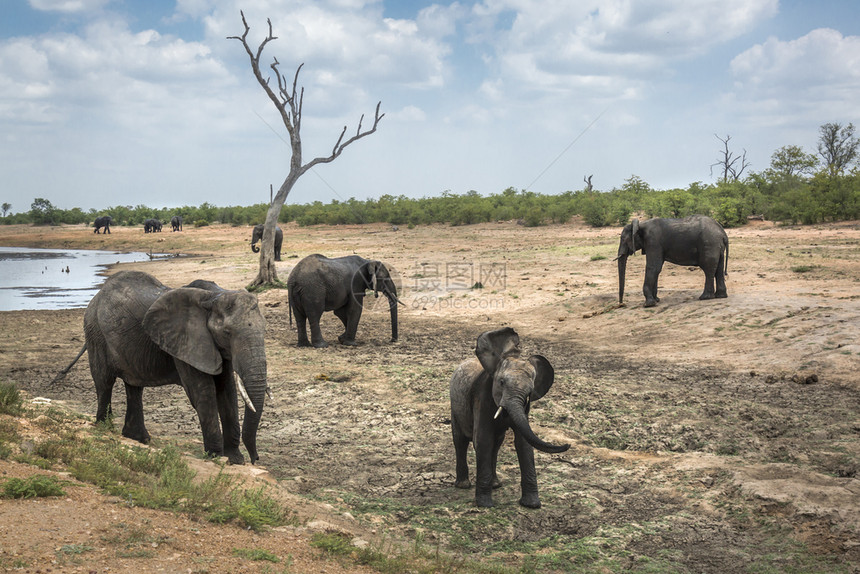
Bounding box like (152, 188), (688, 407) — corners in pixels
(617, 215), (729, 307)
(143, 218), (162, 233)
(450, 327), (569, 508)
(250, 224), (283, 261)
(78, 270), (268, 464)
(170, 215), (183, 232)
(93, 216), (112, 234)
(287, 254), (400, 347)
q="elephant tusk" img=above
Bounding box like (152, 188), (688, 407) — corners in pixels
(266, 386), (273, 400)
(494, 406), (504, 420)
(235, 373), (256, 413)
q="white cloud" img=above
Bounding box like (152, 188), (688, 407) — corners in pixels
(729, 28), (860, 124)
(29, 0), (113, 13)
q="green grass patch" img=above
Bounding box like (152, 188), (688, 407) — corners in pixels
(791, 265), (820, 273)
(0, 382), (24, 416)
(590, 254), (607, 261)
(1, 474), (66, 499)
(233, 547), (281, 562)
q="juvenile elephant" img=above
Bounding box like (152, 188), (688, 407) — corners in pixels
(450, 327), (569, 508)
(170, 215), (183, 232)
(79, 270), (268, 464)
(617, 215), (728, 307)
(250, 224), (283, 261)
(93, 216), (112, 234)
(287, 254), (399, 347)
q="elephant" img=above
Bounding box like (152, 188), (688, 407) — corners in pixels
(93, 216), (112, 234)
(450, 327), (569, 508)
(250, 224), (283, 261)
(170, 215), (183, 232)
(80, 270), (268, 464)
(617, 215), (729, 307)
(144, 218), (162, 233)
(287, 254), (400, 347)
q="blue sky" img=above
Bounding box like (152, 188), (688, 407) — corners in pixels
(1, 0), (858, 212)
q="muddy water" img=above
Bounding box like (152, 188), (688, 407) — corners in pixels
(0, 247), (153, 310)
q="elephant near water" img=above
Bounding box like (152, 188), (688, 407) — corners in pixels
(170, 215), (183, 232)
(617, 215), (729, 307)
(93, 216), (112, 234)
(287, 254), (400, 347)
(250, 224), (283, 261)
(450, 327), (569, 508)
(75, 270), (268, 464)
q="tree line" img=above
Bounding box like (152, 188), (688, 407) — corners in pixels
(4, 123), (858, 230)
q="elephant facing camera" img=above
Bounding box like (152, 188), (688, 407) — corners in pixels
(287, 254), (402, 348)
(68, 271), (268, 465)
(450, 327), (570, 508)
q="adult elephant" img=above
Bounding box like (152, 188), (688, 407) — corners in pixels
(250, 224), (283, 261)
(143, 218), (161, 233)
(617, 215), (728, 307)
(287, 254), (400, 347)
(79, 270), (268, 464)
(450, 327), (569, 508)
(93, 216), (112, 234)
(170, 215), (183, 232)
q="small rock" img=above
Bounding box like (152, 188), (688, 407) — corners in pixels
(352, 538), (370, 549)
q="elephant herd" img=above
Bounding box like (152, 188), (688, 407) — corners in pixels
(63, 215), (729, 508)
(91, 215), (184, 233)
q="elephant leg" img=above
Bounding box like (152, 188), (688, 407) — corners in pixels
(307, 312), (329, 348)
(121, 383), (151, 444)
(490, 432), (505, 489)
(452, 421), (471, 489)
(474, 434), (497, 507)
(177, 362), (224, 458)
(293, 307), (312, 347)
(513, 431), (540, 508)
(715, 252), (728, 298)
(215, 371), (243, 465)
(333, 307), (350, 344)
(699, 270), (717, 300)
(642, 258), (663, 307)
(94, 379), (114, 423)
(338, 301), (362, 346)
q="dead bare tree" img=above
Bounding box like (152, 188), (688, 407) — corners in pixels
(583, 175), (593, 192)
(710, 134), (750, 182)
(229, 12), (383, 287)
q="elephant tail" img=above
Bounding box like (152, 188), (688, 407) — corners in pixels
(288, 289), (293, 327)
(724, 237), (729, 278)
(51, 344), (87, 384)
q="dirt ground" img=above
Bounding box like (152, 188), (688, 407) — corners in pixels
(1, 219), (859, 573)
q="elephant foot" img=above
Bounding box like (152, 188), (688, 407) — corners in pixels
(224, 449), (245, 465)
(455, 478), (472, 489)
(716, 291), (728, 299)
(475, 492), (494, 508)
(699, 292), (715, 300)
(296, 340), (312, 348)
(519, 493), (541, 509)
(312, 340), (330, 348)
(339, 338), (358, 347)
(122, 426), (151, 445)
(644, 299), (658, 308)
(492, 476), (502, 489)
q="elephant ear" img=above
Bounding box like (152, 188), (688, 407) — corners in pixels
(142, 288), (223, 375)
(351, 261), (373, 297)
(625, 219), (640, 254)
(529, 355), (554, 401)
(475, 327), (521, 374)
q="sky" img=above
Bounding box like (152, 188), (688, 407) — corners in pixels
(1, 0), (858, 212)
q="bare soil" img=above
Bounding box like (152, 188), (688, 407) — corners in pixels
(1, 219), (859, 573)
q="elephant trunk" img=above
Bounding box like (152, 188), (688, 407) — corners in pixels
(234, 358), (267, 464)
(251, 241), (260, 254)
(386, 281), (399, 342)
(503, 398), (569, 454)
(617, 254), (628, 303)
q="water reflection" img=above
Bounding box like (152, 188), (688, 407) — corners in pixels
(0, 247), (157, 311)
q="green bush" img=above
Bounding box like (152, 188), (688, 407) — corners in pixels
(0, 382), (23, 416)
(1, 475), (66, 499)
